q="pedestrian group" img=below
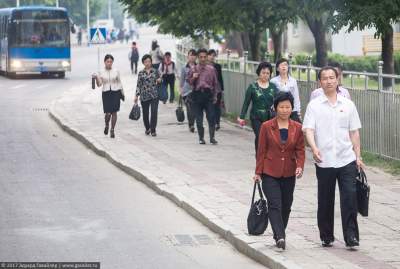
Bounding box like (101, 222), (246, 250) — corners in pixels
(92, 41), (364, 252)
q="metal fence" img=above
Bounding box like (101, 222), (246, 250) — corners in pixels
(176, 47), (400, 161)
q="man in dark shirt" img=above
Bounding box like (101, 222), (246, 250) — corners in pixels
(208, 49), (224, 131)
(188, 48), (220, 145)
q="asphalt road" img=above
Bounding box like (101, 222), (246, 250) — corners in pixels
(0, 30), (265, 269)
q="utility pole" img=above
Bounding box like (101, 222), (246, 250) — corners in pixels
(16, 0), (20, 7)
(87, 0), (90, 46)
(56, 0), (59, 7)
(108, 0), (111, 20)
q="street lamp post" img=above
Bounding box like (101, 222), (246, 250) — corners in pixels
(16, 0), (20, 7)
(87, 0), (90, 46)
(56, 0), (59, 7)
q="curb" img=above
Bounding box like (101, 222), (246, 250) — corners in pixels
(49, 101), (302, 269)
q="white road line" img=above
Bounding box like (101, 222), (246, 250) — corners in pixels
(11, 84), (27, 89)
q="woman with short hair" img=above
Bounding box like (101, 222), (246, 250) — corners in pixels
(238, 62), (279, 153)
(254, 91), (305, 250)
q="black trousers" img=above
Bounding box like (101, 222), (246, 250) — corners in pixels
(261, 174), (296, 241)
(130, 60), (138, 74)
(192, 90), (215, 140)
(162, 74), (175, 102)
(316, 161), (359, 244)
(141, 98), (159, 133)
(214, 92), (222, 125)
(183, 93), (195, 128)
(251, 119), (263, 154)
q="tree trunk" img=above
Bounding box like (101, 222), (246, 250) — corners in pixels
(248, 30), (262, 61)
(240, 32), (251, 57)
(270, 28), (283, 62)
(305, 17), (328, 67)
(225, 31), (244, 57)
(381, 25), (394, 89)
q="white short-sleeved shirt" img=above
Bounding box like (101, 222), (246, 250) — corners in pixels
(310, 86), (351, 101)
(270, 75), (301, 112)
(302, 94), (362, 168)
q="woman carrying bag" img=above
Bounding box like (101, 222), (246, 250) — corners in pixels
(92, 54), (124, 139)
(134, 54), (162, 137)
(254, 91), (305, 250)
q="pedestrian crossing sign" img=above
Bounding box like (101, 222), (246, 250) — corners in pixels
(90, 27), (106, 44)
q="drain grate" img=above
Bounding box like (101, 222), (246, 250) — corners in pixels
(165, 234), (216, 247)
(193, 234), (215, 245)
(32, 108), (48, 112)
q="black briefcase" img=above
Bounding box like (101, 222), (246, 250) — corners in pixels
(247, 181), (268, 235)
(356, 168), (370, 217)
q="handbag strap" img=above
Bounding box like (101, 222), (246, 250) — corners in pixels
(178, 95), (183, 108)
(251, 181), (265, 205)
(360, 168), (368, 185)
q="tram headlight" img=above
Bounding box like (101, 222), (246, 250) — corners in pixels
(11, 60), (22, 69)
(61, 61), (70, 68)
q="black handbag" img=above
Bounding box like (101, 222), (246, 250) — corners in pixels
(129, 104), (141, 120)
(356, 168), (370, 217)
(175, 96), (185, 123)
(247, 181), (269, 235)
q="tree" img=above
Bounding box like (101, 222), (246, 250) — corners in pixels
(293, 0), (336, 67)
(333, 0), (400, 88)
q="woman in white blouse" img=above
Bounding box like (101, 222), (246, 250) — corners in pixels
(270, 58), (302, 123)
(92, 54), (124, 138)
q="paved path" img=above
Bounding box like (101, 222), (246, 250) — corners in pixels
(50, 72), (400, 269)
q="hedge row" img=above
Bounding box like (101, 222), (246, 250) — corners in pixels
(292, 52), (400, 74)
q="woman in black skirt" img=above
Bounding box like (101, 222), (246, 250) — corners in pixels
(92, 54), (124, 138)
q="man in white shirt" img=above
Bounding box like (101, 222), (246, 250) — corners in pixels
(302, 66), (364, 249)
(310, 63), (351, 101)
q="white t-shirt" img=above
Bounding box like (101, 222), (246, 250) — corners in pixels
(270, 75), (301, 112)
(302, 94), (362, 168)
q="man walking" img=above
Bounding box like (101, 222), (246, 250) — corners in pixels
(207, 49), (224, 131)
(129, 42), (139, 74)
(302, 66), (364, 249)
(159, 52), (176, 103)
(188, 48), (220, 145)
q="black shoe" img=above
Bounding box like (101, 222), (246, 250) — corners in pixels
(199, 139), (206, 145)
(110, 129), (115, 138)
(346, 237), (359, 248)
(210, 138), (218, 145)
(321, 240), (333, 247)
(215, 124), (220, 131)
(151, 132), (157, 137)
(189, 126), (195, 133)
(104, 126), (109, 135)
(276, 239), (286, 250)
(145, 129), (151, 135)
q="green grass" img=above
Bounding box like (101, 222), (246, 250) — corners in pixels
(362, 151), (400, 176)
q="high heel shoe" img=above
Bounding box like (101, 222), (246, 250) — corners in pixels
(104, 126), (109, 135)
(110, 129), (115, 138)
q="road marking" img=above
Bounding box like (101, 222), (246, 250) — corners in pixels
(11, 84), (27, 89)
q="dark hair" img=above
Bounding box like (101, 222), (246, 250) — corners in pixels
(256, 61), (273, 76)
(132, 41), (136, 45)
(330, 61), (342, 71)
(165, 51), (171, 57)
(188, 49), (197, 56)
(275, 58), (289, 76)
(318, 66), (339, 80)
(197, 48), (208, 55)
(141, 54), (152, 63)
(273, 91), (294, 111)
(151, 40), (158, 51)
(207, 49), (217, 56)
(104, 54), (114, 62)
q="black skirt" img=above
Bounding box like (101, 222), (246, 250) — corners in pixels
(102, 90), (121, 113)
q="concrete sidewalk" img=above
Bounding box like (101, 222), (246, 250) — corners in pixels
(49, 74), (400, 269)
